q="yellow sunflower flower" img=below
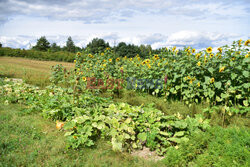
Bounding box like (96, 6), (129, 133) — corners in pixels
(206, 47), (212, 54)
(192, 49), (196, 53)
(197, 82), (200, 87)
(245, 54), (249, 58)
(210, 78), (215, 84)
(172, 46), (176, 52)
(74, 60), (76, 63)
(218, 48), (222, 53)
(109, 59), (112, 62)
(197, 61), (201, 66)
(116, 58), (120, 62)
(147, 63), (151, 69)
(244, 39), (250, 46)
(77, 52), (81, 56)
(219, 66), (225, 72)
(82, 77), (87, 82)
(120, 67), (123, 70)
(101, 53), (104, 56)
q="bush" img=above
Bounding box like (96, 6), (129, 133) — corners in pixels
(0, 47), (75, 62)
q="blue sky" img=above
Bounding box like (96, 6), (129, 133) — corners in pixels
(0, 0), (249, 49)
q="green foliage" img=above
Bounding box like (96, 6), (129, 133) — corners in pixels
(0, 47), (75, 62)
(162, 126), (250, 166)
(65, 36), (76, 53)
(86, 38), (110, 54)
(32, 36), (50, 51)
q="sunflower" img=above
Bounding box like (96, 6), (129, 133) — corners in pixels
(103, 59), (106, 62)
(88, 54), (93, 58)
(137, 57), (140, 61)
(189, 80), (193, 84)
(195, 53), (201, 59)
(142, 61), (146, 65)
(106, 47), (110, 50)
(145, 59), (150, 64)
(244, 39), (250, 46)
(130, 58), (133, 61)
(124, 56), (127, 59)
(154, 54), (159, 60)
(116, 58), (120, 62)
(209, 54), (214, 58)
(120, 67), (124, 70)
(206, 47), (212, 54)
(175, 50), (179, 54)
(101, 53), (104, 56)
(192, 49), (196, 53)
(82, 77), (87, 82)
(197, 61), (201, 66)
(245, 54), (249, 58)
(136, 64), (140, 67)
(77, 52), (81, 56)
(172, 46), (176, 52)
(238, 39), (242, 45)
(218, 48), (222, 53)
(219, 66), (225, 72)
(74, 60), (76, 63)
(109, 58), (112, 62)
(197, 82), (200, 87)
(103, 64), (106, 67)
(210, 78), (215, 84)
(147, 63), (151, 69)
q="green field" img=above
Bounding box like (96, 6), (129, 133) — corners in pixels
(0, 49), (249, 167)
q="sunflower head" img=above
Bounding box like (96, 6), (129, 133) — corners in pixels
(116, 58), (120, 62)
(109, 58), (112, 62)
(197, 82), (200, 87)
(192, 49), (196, 53)
(74, 60), (76, 63)
(206, 47), (212, 54)
(244, 39), (250, 46)
(101, 53), (104, 56)
(219, 66), (225, 72)
(197, 61), (201, 66)
(218, 48), (222, 53)
(77, 52), (81, 56)
(210, 78), (215, 83)
(82, 77), (87, 82)
(245, 54), (249, 58)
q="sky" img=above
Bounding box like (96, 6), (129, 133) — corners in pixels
(0, 0), (249, 49)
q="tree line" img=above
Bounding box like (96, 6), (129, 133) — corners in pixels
(31, 36), (161, 58)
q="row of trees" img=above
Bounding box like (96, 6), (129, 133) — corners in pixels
(32, 36), (161, 58)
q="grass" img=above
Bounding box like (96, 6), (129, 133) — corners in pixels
(0, 104), (163, 167)
(1, 104), (249, 166)
(0, 57), (74, 87)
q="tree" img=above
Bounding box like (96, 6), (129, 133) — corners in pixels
(33, 36), (50, 51)
(50, 42), (61, 52)
(86, 38), (110, 54)
(114, 42), (141, 58)
(0, 42), (2, 48)
(66, 36), (76, 53)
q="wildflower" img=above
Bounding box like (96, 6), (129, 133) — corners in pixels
(197, 61), (201, 66)
(244, 39), (250, 46)
(218, 48), (222, 53)
(206, 47), (212, 54)
(116, 58), (120, 62)
(219, 66), (225, 72)
(109, 58), (112, 62)
(82, 77), (87, 81)
(192, 49), (196, 53)
(210, 78), (215, 83)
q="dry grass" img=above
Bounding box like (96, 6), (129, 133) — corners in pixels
(0, 57), (74, 87)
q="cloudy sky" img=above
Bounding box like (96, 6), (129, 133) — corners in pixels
(0, 0), (249, 49)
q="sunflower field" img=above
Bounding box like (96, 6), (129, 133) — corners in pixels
(52, 39), (250, 109)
